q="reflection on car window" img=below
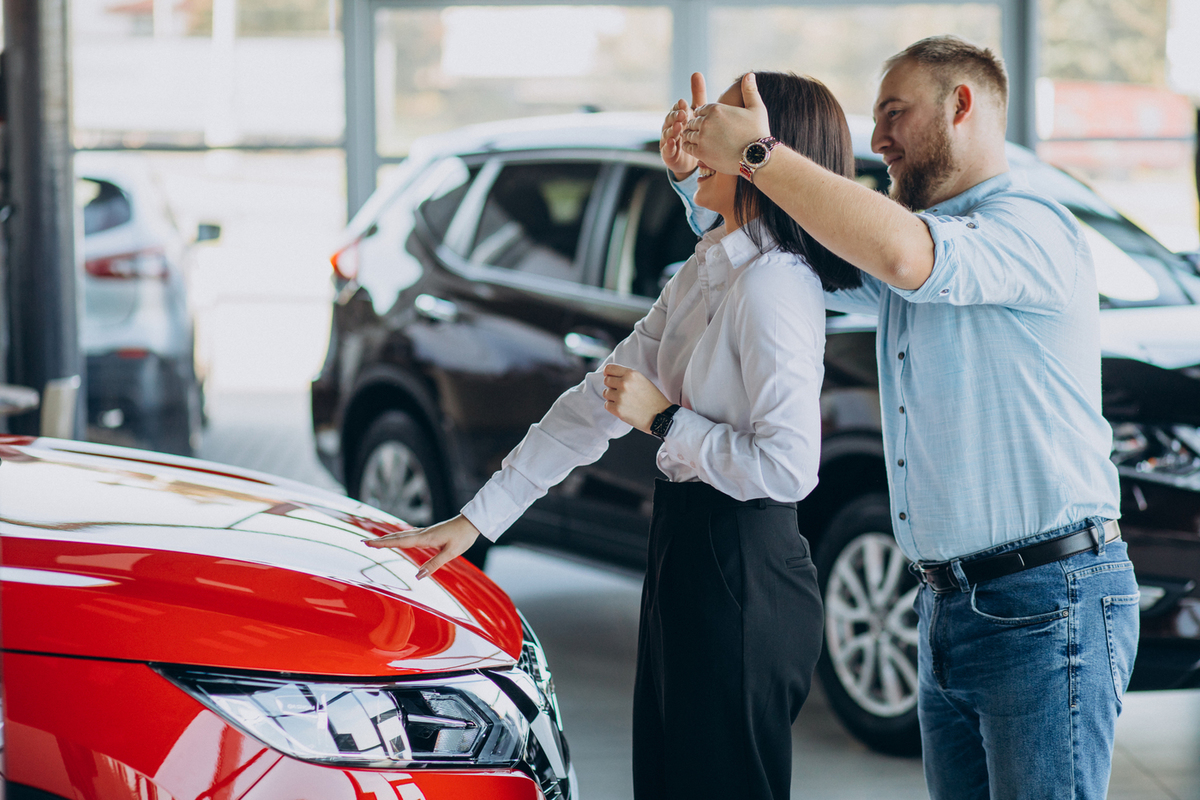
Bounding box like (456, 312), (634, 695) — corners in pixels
(419, 165), (479, 241)
(603, 167), (698, 299)
(470, 162), (599, 282)
(79, 179), (133, 235)
(1077, 212), (1194, 308)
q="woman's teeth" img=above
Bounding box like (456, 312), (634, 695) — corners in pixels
(698, 167), (716, 178)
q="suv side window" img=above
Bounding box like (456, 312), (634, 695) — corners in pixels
(469, 161), (600, 283)
(602, 167), (697, 299)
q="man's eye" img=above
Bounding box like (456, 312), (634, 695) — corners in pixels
(888, 110), (902, 119)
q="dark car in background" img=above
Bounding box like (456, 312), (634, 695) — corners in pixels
(312, 112), (1200, 755)
(77, 153), (218, 457)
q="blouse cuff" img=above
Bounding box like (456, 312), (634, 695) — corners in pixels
(460, 468), (541, 542)
(658, 406), (714, 472)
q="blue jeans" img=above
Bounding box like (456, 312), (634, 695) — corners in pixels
(916, 520), (1140, 800)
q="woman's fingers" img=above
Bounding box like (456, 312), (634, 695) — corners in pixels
(365, 527), (432, 547)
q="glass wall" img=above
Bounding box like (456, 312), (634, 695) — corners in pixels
(709, 4), (1002, 119)
(373, 5), (673, 157)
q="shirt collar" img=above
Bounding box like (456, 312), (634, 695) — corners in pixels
(924, 171), (1014, 217)
(697, 221), (777, 270)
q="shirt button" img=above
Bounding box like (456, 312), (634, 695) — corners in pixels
(897, 352), (905, 360)
(899, 406), (905, 414)
(899, 512), (908, 521)
(966, 222), (977, 229)
(898, 459), (905, 467)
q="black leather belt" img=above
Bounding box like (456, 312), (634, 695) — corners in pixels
(916, 519), (1122, 593)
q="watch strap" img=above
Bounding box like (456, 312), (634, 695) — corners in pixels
(650, 404), (682, 440)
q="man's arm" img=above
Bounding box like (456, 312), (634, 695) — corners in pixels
(683, 72), (935, 291)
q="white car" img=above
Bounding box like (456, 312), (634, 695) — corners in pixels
(76, 152), (218, 455)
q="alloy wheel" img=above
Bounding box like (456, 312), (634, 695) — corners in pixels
(359, 440), (436, 527)
(825, 531), (920, 718)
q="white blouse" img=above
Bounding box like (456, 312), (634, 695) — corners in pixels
(461, 223), (828, 542)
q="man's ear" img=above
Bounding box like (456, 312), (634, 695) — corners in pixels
(950, 83), (974, 126)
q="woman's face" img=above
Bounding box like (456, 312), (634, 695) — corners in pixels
(693, 81), (750, 228)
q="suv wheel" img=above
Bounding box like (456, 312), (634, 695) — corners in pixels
(352, 411), (446, 527)
(815, 493), (922, 756)
(350, 411), (492, 568)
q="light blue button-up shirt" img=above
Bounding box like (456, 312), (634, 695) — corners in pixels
(672, 171), (1120, 562)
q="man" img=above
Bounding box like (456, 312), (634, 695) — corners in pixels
(667, 36), (1139, 800)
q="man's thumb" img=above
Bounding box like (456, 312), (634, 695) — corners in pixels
(742, 72), (764, 109)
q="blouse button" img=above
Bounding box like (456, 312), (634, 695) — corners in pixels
(898, 459), (905, 467)
(899, 406), (905, 414)
(899, 512), (908, 521)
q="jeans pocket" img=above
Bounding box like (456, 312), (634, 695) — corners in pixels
(969, 581), (1069, 627)
(1103, 593), (1140, 709)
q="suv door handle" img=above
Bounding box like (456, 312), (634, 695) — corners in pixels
(564, 332), (612, 361)
(414, 294), (459, 322)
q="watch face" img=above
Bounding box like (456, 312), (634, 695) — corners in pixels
(744, 141), (769, 166)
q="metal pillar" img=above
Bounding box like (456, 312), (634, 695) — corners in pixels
(343, 0), (377, 220)
(2, 0), (83, 437)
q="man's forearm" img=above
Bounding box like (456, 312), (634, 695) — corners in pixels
(752, 147), (935, 290)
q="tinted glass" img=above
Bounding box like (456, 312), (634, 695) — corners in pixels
(418, 165), (479, 241)
(602, 167), (697, 299)
(469, 161), (600, 282)
(80, 179), (133, 235)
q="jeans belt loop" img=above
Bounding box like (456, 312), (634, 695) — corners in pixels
(1093, 517), (1107, 556)
(949, 560), (971, 594)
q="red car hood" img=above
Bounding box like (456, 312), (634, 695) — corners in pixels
(0, 437), (522, 676)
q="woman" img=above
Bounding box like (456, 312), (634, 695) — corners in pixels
(366, 72), (861, 799)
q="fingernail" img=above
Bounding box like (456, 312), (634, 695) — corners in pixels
(416, 569), (429, 580)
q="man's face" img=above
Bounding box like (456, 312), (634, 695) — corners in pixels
(871, 59), (956, 210)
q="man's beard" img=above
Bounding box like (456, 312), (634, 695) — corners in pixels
(888, 116), (955, 211)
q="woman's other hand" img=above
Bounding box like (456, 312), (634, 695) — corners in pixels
(363, 514), (481, 579)
(660, 73), (708, 180)
(603, 364), (671, 433)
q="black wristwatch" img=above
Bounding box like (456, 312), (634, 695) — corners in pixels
(650, 404), (681, 440)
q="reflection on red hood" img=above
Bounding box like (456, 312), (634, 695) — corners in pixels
(0, 436), (522, 676)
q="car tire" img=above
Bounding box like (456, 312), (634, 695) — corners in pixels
(350, 411), (491, 569)
(815, 493), (922, 757)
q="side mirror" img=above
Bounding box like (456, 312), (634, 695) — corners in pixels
(196, 223), (222, 243)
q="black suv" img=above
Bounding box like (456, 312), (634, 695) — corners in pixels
(313, 112), (1200, 755)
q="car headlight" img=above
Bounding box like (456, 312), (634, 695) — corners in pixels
(158, 615), (574, 797)
(161, 668), (530, 768)
(1111, 422), (1200, 490)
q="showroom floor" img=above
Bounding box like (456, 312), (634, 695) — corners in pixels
(200, 391), (1200, 800)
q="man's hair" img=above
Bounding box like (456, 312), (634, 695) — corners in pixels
(884, 35), (1008, 109)
(732, 71), (861, 292)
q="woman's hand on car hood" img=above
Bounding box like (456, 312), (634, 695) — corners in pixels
(365, 513), (481, 579)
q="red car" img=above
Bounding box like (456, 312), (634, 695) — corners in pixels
(0, 435), (575, 799)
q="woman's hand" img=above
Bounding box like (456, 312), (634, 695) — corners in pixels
(683, 72), (772, 175)
(602, 364), (671, 433)
(363, 514), (481, 579)
(660, 73), (708, 180)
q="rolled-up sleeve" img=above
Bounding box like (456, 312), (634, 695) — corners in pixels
(660, 264), (825, 502)
(895, 194), (1084, 313)
(461, 280), (673, 541)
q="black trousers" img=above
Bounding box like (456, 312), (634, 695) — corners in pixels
(632, 480), (824, 800)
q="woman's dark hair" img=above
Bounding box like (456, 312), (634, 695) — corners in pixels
(727, 72), (862, 292)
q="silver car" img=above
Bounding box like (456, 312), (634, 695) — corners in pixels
(76, 152), (218, 455)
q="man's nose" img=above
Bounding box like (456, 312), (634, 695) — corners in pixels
(870, 124), (888, 154)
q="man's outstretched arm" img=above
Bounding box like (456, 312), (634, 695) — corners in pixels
(683, 72), (934, 291)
